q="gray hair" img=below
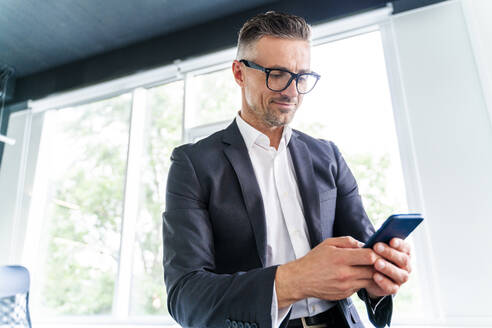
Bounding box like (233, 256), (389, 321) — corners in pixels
(236, 11), (311, 59)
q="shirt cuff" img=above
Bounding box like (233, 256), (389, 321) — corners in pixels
(271, 281), (292, 328)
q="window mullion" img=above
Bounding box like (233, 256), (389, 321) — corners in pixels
(114, 87), (147, 318)
(182, 72), (191, 143)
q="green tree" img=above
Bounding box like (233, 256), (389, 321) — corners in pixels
(41, 94), (131, 315)
(347, 152), (394, 227)
(188, 69), (239, 127)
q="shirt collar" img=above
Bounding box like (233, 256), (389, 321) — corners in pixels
(235, 111), (292, 152)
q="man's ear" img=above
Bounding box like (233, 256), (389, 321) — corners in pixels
(232, 60), (245, 87)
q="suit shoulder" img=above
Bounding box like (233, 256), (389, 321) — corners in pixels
(172, 128), (226, 160)
(292, 129), (340, 158)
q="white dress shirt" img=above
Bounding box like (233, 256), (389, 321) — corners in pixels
(235, 113), (336, 328)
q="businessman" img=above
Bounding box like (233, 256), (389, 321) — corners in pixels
(163, 11), (412, 328)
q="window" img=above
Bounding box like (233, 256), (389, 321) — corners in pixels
(30, 93), (132, 316)
(184, 65), (240, 129)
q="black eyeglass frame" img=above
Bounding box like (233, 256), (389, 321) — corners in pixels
(239, 59), (321, 94)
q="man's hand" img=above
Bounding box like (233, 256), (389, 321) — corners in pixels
(275, 236), (378, 309)
(365, 238), (412, 298)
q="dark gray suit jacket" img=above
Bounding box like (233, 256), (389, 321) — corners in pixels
(163, 120), (393, 328)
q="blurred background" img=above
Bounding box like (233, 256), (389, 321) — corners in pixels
(1, 0), (492, 327)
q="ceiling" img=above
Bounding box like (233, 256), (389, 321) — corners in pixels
(0, 0), (278, 77)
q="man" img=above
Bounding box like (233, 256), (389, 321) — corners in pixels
(163, 11), (412, 328)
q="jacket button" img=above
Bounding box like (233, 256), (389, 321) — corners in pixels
(232, 321), (238, 328)
(225, 319), (231, 328)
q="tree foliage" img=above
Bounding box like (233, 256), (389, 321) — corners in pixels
(41, 94), (130, 315)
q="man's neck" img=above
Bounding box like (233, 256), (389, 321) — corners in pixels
(239, 110), (284, 150)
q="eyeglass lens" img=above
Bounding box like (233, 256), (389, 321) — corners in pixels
(267, 70), (318, 94)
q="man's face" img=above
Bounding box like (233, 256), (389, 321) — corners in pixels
(236, 36), (311, 127)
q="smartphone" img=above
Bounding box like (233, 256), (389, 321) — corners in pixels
(363, 214), (423, 248)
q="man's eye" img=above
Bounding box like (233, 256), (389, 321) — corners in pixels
(270, 71), (288, 78)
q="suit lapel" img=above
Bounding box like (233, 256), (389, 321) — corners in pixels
(223, 120), (268, 266)
(288, 133), (323, 248)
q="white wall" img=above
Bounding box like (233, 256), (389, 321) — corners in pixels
(385, 0), (492, 325)
(0, 110), (43, 264)
(461, 0), (492, 127)
(0, 112), (26, 264)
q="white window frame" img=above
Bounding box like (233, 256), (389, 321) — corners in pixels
(378, 20), (443, 324)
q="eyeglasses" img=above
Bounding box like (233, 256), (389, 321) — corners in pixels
(239, 59), (320, 94)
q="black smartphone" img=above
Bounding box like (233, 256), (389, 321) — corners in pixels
(363, 214), (424, 248)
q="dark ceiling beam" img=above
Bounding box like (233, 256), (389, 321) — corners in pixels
(8, 0), (389, 105)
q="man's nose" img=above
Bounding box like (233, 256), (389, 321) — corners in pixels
(281, 78), (299, 98)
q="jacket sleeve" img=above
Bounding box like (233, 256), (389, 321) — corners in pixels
(328, 141), (394, 327)
(329, 140), (375, 242)
(357, 289), (393, 328)
(163, 146), (278, 328)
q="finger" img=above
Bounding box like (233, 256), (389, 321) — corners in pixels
(323, 236), (364, 249)
(373, 272), (399, 295)
(374, 259), (409, 285)
(335, 278), (374, 297)
(363, 281), (387, 298)
(373, 243), (411, 271)
(352, 278), (374, 291)
(346, 266), (376, 280)
(342, 248), (381, 266)
(390, 238), (412, 255)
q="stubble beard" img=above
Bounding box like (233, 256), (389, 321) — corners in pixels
(253, 97), (298, 128)
(263, 107), (295, 127)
